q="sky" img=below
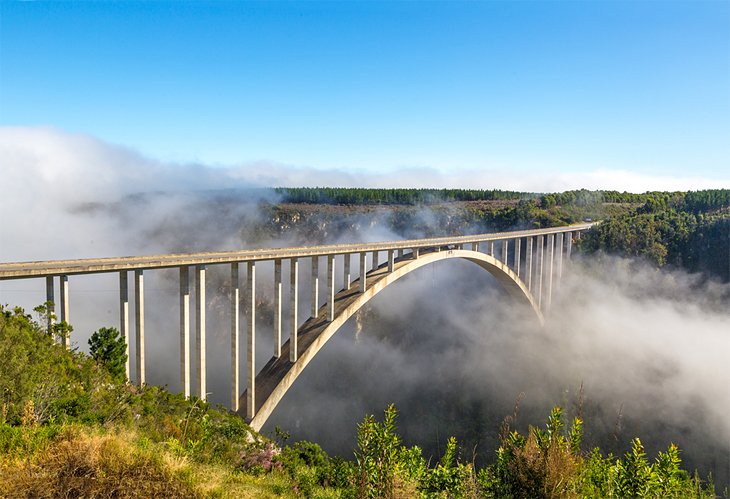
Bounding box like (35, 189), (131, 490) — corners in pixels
(1, 0), (729, 190)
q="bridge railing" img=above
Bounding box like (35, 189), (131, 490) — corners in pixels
(0, 223), (592, 417)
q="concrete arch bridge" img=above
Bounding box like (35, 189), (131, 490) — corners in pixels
(0, 223), (592, 431)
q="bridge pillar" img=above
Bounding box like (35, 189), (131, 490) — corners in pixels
(120, 272), (130, 382)
(290, 258), (299, 362)
(230, 263), (239, 411)
(343, 254), (351, 289)
(359, 252), (367, 292)
(566, 232), (573, 259)
(397, 249), (404, 259)
(45, 276), (55, 337)
(247, 262), (256, 419)
(412, 248), (420, 259)
(60, 275), (70, 349)
(471, 242), (479, 252)
(135, 270), (145, 385)
(488, 241), (494, 256)
(514, 238), (521, 278)
(536, 236), (544, 310)
(274, 259), (282, 358)
(311, 257), (319, 318)
(526, 237), (534, 292)
(195, 265), (206, 399)
(387, 250), (394, 272)
(556, 232), (564, 284)
(180, 267), (190, 398)
(327, 255), (335, 321)
(371, 250), (379, 270)
(501, 239), (509, 264)
(546, 234), (554, 312)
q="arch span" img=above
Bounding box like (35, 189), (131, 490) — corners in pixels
(239, 248), (543, 431)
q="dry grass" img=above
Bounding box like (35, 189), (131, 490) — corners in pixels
(0, 426), (198, 498)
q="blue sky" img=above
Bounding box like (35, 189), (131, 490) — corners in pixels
(1, 1), (728, 188)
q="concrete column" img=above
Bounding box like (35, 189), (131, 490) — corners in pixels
(290, 258), (298, 362)
(273, 259), (282, 358)
(134, 270), (145, 385)
(246, 262), (256, 419)
(310, 256), (319, 318)
(326, 255), (335, 321)
(120, 272), (130, 381)
(501, 239), (509, 264)
(566, 232), (573, 259)
(230, 263), (239, 411)
(413, 248), (420, 259)
(179, 267), (190, 397)
(526, 237), (534, 292)
(343, 254), (351, 289)
(556, 232), (564, 283)
(60, 275), (70, 348)
(546, 234), (555, 312)
(195, 265), (206, 400)
(387, 250), (394, 272)
(397, 249), (404, 259)
(576, 231), (582, 241)
(488, 241), (494, 256)
(45, 276), (55, 336)
(371, 250), (379, 270)
(536, 236), (544, 310)
(359, 252), (367, 292)
(471, 242), (479, 252)
(514, 239), (521, 278)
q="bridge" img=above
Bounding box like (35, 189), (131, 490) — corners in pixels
(0, 223), (592, 431)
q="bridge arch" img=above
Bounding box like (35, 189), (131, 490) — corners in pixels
(240, 248), (543, 431)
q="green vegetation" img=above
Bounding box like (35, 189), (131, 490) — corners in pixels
(580, 189), (730, 281)
(274, 187), (537, 205)
(0, 305), (719, 497)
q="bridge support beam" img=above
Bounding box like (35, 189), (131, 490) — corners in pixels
(371, 251), (379, 270)
(230, 263), (239, 411)
(290, 258), (299, 362)
(526, 237), (534, 291)
(387, 250), (394, 272)
(311, 257), (319, 318)
(120, 272), (130, 382)
(60, 275), (70, 349)
(488, 241), (494, 256)
(397, 249), (404, 259)
(546, 234), (554, 312)
(327, 255), (335, 321)
(134, 270), (145, 385)
(195, 265), (206, 399)
(359, 253), (367, 292)
(45, 276), (55, 337)
(514, 238), (521, 278)
(556, 233), (564, 284)
(247, 262), (256, 419)
(343, 254), (351, 289)
(472, 242), (479, 252)
(412, 248), (420, 259)
(536, 236), (544, 310)
(179, 267), (190, 397)
(566, 232), (573, 259)
(274, 259), (282, 358)
(501, 239), (509, 264)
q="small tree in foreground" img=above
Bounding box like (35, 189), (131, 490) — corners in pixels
(88, 327), (127, 383)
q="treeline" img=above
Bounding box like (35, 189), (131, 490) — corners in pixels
(274, 187), (537, 205)
(580, 190), (730, 281)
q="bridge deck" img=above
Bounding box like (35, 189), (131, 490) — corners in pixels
(0, 223), (594, 280)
